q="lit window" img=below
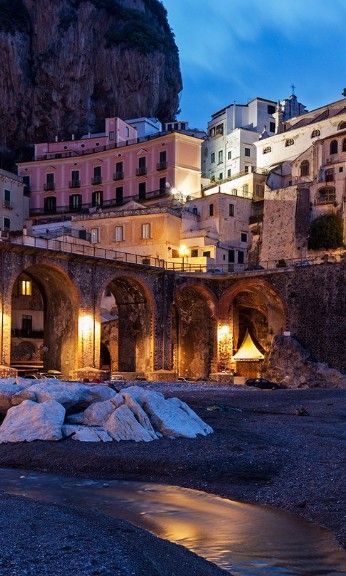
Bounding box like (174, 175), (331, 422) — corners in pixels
(114, 226), (124, 242)
(142, 223), (151, 239)
(21, 280), (32, 296)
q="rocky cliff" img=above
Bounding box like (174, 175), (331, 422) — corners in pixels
(0, 0), (182, 152)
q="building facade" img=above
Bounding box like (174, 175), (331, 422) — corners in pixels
(0, 169), (28, 233)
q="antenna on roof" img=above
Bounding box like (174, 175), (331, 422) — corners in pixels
(291, 84), (296, 95)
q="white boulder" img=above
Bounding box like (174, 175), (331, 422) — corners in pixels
(62, 424), (112, 442)
(83, 400), (116, 426)
(0, 400), (65, 443)
(83, 385), (118, 403)
(28, 381), (88, 408)
(104, 404), (157, 442)
(121, 392), (158, 438)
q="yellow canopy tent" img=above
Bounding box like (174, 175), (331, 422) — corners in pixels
(233, 331), (264, 361)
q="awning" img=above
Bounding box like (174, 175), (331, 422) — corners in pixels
(233, 331), (264, 361)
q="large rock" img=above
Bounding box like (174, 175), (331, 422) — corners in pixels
(104, 404), (156, 442)
(83, 385), (118, 404)
(121, 392), (158, 438)
(0, 382), (24, 415)
(264, 336), (346, 389)
(123, 386), (213, 438)
(28, 381), (88, 408)
(83, 400), (116, 426)
(62, 425), (112, 442)
(0, 400), (65, 443)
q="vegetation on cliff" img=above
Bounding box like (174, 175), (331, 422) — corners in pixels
(308, 213), (344, 249)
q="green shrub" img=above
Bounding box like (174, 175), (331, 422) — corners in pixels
(308, 213), (344, 250)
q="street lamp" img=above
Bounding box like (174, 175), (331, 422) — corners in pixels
(179, 245), (189, 271)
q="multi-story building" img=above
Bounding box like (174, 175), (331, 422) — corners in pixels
(202, 94), (306, 183)
(0, 169), (28, 233)
(254, 98), (346, 265)
(18, 117), (203, 221)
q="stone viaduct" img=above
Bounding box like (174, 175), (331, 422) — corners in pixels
(0, 242), (344, 379)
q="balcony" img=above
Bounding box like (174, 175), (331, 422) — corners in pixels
(113, 171), (124, 181)
(91, 176), (102, 185)
(12, 329), (44, 339)
(44, 182), (55, 191)
(157, 161), (167, 171)
(136, 167), (147, 177)
(2, 201), (13, 210)
(69, 180), (81, 188)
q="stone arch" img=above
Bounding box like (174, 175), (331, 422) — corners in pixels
(10, 263), (80, 377)
(219, 278), (287, 357)
(97, 273), (156, 374)
(173, 284), (217, 379)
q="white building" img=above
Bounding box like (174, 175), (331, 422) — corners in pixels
(202, 94), (306, 183)
(0, 169), (28, 233)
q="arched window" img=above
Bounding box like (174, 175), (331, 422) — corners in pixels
(300, 160), (310, 177)
(337, 121), (346, 130)
(317, 187), (336, 205)
(285, 138), (294, 147)
(330, 140), (338, 154)
(263, 146), (271, 154)
(343, 138), (346, 152)
(311, 129), (320, 138)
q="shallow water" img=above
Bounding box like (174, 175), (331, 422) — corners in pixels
(0, 469), (345, 575)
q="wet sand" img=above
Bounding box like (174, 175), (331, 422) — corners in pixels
(0, 386), (344, 575)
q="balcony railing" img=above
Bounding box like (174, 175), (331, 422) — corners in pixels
(91, 176), (102, 185)
(136, 167), (147, 176)
(113, 171), (124, 181)
(29, 188), (171, 217)
(69, 180), (81, 188)
(44, 182), (55, 191)
(157, 161), (167, 171)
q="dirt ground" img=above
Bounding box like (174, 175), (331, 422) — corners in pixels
(0, 385), (345, 575)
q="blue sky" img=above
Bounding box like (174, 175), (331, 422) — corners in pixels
(163, 0), (346, 128)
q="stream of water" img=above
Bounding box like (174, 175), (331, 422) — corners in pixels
(0, 469), (345, 575)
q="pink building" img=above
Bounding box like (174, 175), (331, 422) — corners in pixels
(18, 118), (202, 219)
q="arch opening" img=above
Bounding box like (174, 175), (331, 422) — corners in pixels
(10, 265), (79, 377)
(100, 277), (154, 375)
(173, 286), (216, 380)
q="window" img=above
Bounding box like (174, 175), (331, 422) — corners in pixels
(142, 223), (151, 239)
(339, 167), (344, 172)
(45, 173), (55, 191)
(330, 140), (338, 154)
(300, 160), (310, 177)
(191, 249), (198, 257)
(172, 249), (179, 258)
(216, 123), (224, 136)
(227, 151), (232, 160)
(167, 123), (173, 131)
(109, 131), (115, 140)
(138, 181), (146, 201)
(115, 161), (123, 179)
(227, 169), (232, 178)
(270, 121), (275, 133)
(267, 104), (276, 114)
(209, 203), (214, 216)
(90, 228), (99, 244)
(174, 122), (179, 130)
(237, 251), (244, 264)
(229, 204), (234, 217)
(311, 129), (320, 138)
(3, 217), (10, 230)
(242, 184), (249, 195)
(92, 190), (103, 207)
(3, 189), (11, 208)
(21, 280), (32, 296)
(21, 315), (32, 334)
(228, 249), (235, 263)
(159, 150), (166, 163)
(219, 173), (223, 180)
(69, 194), (82, 211)
(126, 127), (130, 138)
(337, 121), (346, 130)
(137, 156), (147, 176)
(343, 138), (346, 152)
(244, 165), (249, 173)
(44, 196), (56, 214)
(114, 225), (124, 242)
(159, 177), (166, 194)
(211, 152), (215, 164)
(203, 251), (211, 257)
(263, 146), (271, 154)
(241, 232), (248, 243)
(244, 147), (251, 157)
(116, 186), (123, 206)
(325, 168), (334, 182)
(22, 175), (30, 195)
(218, 150), (223, 164)
(232, 188), (238, 195)
(317, 187), (336, 204)
(71, 170), (80, 187)
(92, 166), (102, 184)
(285, 139), (294, 147)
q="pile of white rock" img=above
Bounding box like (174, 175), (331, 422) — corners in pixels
(0, 379), (213, 443)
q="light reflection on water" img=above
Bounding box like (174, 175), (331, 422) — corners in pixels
(0, 469), (345, 576)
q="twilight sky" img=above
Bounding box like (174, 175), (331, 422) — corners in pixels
(163, 0), (346, 128)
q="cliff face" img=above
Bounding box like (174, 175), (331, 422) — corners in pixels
(0, 0), (182, 151)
